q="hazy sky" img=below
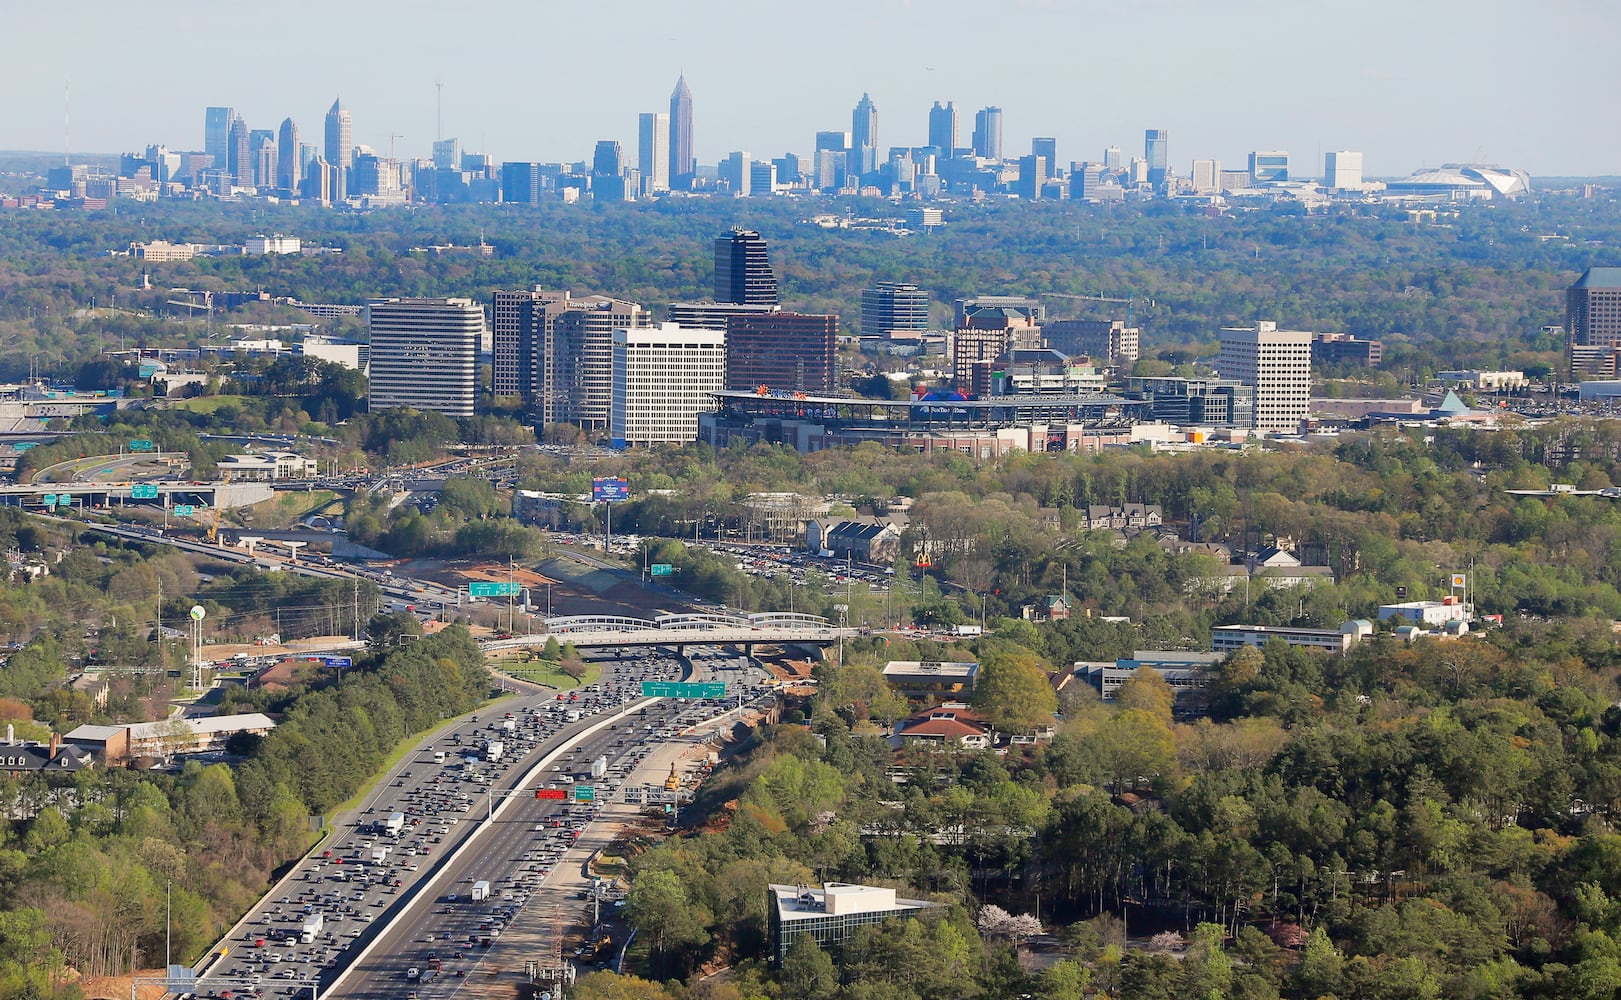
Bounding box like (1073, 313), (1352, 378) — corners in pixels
(5, 0), (1618, 177)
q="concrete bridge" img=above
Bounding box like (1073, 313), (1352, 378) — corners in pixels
(481, 611), (854, 655)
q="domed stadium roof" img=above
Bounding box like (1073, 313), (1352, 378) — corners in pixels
(1387, 163), (1530, 199)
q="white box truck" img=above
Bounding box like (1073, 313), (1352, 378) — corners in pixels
(592, 755), (608, 779)
(372, 846), (389, 864)
(952, 624), (983, 637)
(471, 880), (491, 901)
(300, 913), (324, 943)
(500, 718), (517, 734)
(384, 811), (406, 836)
(485, 741), (505, 762)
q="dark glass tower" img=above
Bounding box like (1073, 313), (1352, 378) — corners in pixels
(669, 76), (695, 190)
(928, 101), (956, 156)
(714, 229), (778, 306)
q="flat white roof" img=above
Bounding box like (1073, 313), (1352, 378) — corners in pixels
(882, 660), (979, 680)
(769, 882), (935, 923)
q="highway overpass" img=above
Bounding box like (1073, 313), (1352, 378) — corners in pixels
(483, 611), (855, 655)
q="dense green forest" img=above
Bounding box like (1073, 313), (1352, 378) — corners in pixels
(594, 615), (1621, 1000)
(0, 194), (1618, 383)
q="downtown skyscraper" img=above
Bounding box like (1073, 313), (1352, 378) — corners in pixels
(851, 93), (878, 177)
(972, 107), (1003, 160)
(928, 101), (957, 156)
(325, 97), (353, 201)
(669, 76), (695, 190)
(204, 106), (233, 168)
(277, 118), (301, 192)
(638, 112), (669, 195)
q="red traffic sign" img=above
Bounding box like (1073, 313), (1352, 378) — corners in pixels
(535, 788), (567, 800)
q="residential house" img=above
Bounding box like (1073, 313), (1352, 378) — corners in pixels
(893, 705), (992, 751)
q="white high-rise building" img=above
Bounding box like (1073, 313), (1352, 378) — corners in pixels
(1217, 321), (1312, 432)
(638, 112), (670, 194)
(367, 298), (484, 417)
(1324, 150), (1364, 190)
(610, 323), (726, 447)
(1191, 159), (1220, 193)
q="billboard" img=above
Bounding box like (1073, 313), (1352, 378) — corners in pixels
(591, 477), (629, 503)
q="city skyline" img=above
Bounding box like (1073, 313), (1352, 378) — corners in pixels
(1, 0), (1616, 177)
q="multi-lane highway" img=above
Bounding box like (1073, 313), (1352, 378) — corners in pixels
(192, 647), (769, 999)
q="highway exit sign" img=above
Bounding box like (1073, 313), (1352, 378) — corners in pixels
(641, 681), (725, 699)
(469, 581), (521, 597)
(131, 484), (160, 499)
(173, 504), (196, 517)
(129, 439), (155, 452)
(573, 786), (595, 802)
(41, 494), (57, 506)
(650, 563), (674, 577)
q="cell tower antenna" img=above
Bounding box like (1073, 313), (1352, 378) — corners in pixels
(436, 80), (443, 142)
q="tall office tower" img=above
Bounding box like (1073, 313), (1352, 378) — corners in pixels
(609, 323), (727, 447)
(277, 118), (301, 191)
(493, 289), (646, 421)
(749, 160), (777, 196)
(352, 154), (403, 199)
(1103, 145), (1122, 171)
(593, 140), (623, 178)
(249, 130), (278, 189)
(718, 152), (753, 196)
(928, 101), (957, 156)
(773, 153), (803, 186)
(725, 312), (837, 392)
(1324, 150), (1364, 190)
(861, 281), (930, 337)
(1070, 162), (1104, 200)
(501, 161), (542, 205)
(851, 93), (879, 176)
(638, 112), (670, 194)
(972, 107), (1003, 160)
(1144, 129), (1169, 186)
(667, 300), (778, 335)
(1568, 268), (1621, 377)
(1190, 158), (1219, 193)
(1217, 321), (1312, 431)
(1032, 137), (1057, 177)
(1043, 319), (1141, 367)
(325, 98), (353, 201)
(301, 158), (334, 205)
(950, 295), (1043, 388)
(227, 114), (251, 186)
(669, 75), (695, 189)
(1249, 150), (1289, 183)
(299, 142), (317, 173)
(433, 138), (460, 170)
(1017, 155), (1046, 200)
(714, 229), (778, 306)
(558, 297), (652, 431)
(204, 106), (234, 166)
(366, 298), (485, 417)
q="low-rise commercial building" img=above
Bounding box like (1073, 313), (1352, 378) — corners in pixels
(1211, 623), (1364, 654)
(882, 660), (979, 701)
(1377, 600), (1470, 627)
(768, 882), (938, 965)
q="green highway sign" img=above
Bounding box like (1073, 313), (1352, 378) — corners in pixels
(573, 786), (596, 802)
(173, 504), (196, 517)
(129, 439), (155, 452)
(41, 494), (57, 506)
(469, 581), (521, 598)
(131, 484), (160, 499)
(641, 681), (725, 699)
(650, 563), (674, 577)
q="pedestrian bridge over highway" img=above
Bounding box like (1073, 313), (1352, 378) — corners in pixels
(482, 611), (854, 654)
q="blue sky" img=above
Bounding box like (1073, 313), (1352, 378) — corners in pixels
(4, 0), (1617, 176)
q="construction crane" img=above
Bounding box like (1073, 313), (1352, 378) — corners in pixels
(1045, 291), (1155, 326)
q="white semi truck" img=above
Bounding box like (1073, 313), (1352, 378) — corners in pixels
(300, 913), (324, 943)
